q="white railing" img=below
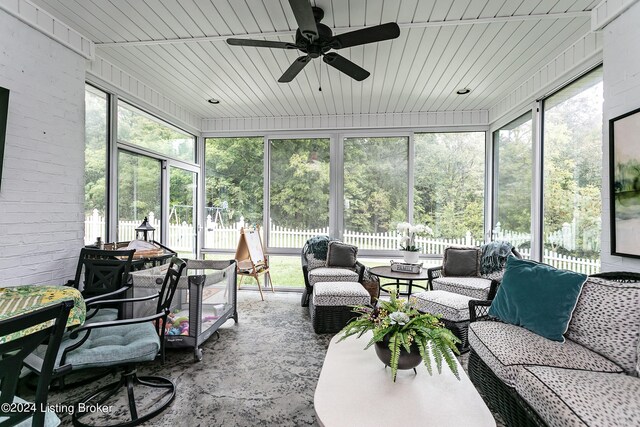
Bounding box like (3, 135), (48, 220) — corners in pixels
(85, 210), (600, 275)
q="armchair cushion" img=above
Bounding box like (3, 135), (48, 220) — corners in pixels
(326, 241), (358, 269)
(468, 321), (623, 387)
(413, 290), (475, 322)
(488, 257), (587, 342)
(516, 366), (640, 427)
(308, 267), (359, 287)
(442, 247), (481, 277)
(432, 276), (493, 300)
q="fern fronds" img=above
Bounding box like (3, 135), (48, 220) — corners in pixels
(389, 334), (401, 382)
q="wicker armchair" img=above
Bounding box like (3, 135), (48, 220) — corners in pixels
(427, 245), (522, 299)
(300, 238), (365, 307)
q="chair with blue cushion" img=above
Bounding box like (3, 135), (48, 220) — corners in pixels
(0, 300), (73, 427)
(67, 248), (136, 323)
(28, 257), (186, 427)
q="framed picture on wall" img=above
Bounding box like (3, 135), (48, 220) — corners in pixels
(610, 106), (640, 258)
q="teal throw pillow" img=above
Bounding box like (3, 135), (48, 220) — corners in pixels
(488, 257), (587, 342)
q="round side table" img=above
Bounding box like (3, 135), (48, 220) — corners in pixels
(368, 266), (430, 297)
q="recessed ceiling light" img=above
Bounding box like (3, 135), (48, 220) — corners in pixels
(207, 98), (220, 104)
(456, 88), (471, 95)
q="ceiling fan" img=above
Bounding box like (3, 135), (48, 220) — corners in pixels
(226, 0), (400, 83)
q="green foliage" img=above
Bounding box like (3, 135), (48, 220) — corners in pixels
(205, 137), (264, 225)
(413, 132), (485, 240)
(495, 119), (533, 233)
(344, 137), (408, 233)
(543, 81), (603, 254)
(338, 291), (460, 382)
(84, 89), (107, 216)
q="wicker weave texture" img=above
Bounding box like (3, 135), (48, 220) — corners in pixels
(442, 318), (470, 353)
(469, 349), (547, 427)
(309, 299), (358, 334)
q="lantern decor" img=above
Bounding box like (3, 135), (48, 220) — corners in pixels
(135, 217), (156, 242)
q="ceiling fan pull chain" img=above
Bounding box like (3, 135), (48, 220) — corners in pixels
(319, 60), (322, 92)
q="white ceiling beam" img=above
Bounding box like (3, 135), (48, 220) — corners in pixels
(95, 11), (591, 48)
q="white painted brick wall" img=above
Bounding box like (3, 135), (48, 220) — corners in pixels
(0, 10), (85, 286)
(601, 1), (640, 272)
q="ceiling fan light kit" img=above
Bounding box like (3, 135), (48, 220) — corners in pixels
(226, 0), (400, 83)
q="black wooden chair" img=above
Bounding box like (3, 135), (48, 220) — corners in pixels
(67, 248), (136, 322)
(29, 257), (187, 427)
(0, 300), (73, 427)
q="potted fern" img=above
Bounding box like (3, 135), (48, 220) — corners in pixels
(338, 291), (460, 381)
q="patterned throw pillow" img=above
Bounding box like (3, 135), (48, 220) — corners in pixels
(442, 246), (481, 277)
(489, 257), (587, 343)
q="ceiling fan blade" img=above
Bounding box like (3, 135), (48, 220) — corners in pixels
(323, 53), (370, 81)
(288, 0), (319, 42)
(278, 56), (312, 83)
(330, 22), (401, 49)
(226, 38), (298, 49)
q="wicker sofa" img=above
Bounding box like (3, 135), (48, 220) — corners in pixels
(467, 272), (640, 427)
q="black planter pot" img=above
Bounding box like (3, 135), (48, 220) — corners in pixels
(374, 334), (422, 371)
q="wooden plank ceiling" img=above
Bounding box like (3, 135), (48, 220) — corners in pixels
(31, 0), (598, 120)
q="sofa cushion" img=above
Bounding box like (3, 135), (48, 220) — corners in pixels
(432, 276), (492, 300)
(442, 247), (481, 277)
(312, 282), (370, 307)
(326, 241), (358, 269)
(468, 321), (623, 387)
(488, 257), (587, 342)
(566, 276), (640, 375)
(516, 366), (640, 427)
(413, 290), (474, 322)
(308, 267), (359, 287)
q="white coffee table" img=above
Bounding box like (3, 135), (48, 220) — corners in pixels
(314, 332), (495, 427)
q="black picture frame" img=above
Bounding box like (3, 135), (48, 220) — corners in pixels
(0, 86), (9, 192)
(609, 106), (640, 258)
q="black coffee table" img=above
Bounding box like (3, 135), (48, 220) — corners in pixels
(368, 266), (430, 297)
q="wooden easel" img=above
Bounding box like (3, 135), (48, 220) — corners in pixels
(234, 226), (273, 301)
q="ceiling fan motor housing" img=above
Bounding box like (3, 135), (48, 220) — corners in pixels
(295, 23), (333, 58)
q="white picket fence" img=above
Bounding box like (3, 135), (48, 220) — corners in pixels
(85, 210), (195, 253)
(85, 210), (601, 275)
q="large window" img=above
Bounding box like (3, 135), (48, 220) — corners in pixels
(84, 85), (108, 244)
(204, 137), (264, 250)
(493, 113), (533, 257)
(269, 138), (330, 249)
(414, 132), (486, 254)
(117, 101), (196, 163)
(343, 136), (408, 249)
(117, 151), (162, 241)
(542, 68), (603, 270)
